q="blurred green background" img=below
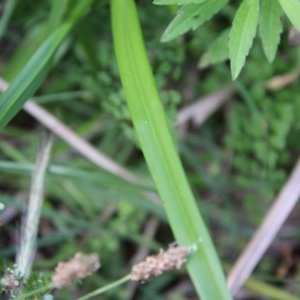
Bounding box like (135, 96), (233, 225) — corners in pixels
(1, 0), (300, 299)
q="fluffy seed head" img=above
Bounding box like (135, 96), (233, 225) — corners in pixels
(52, 252), (100, 289)
(130, 245), (192, 282)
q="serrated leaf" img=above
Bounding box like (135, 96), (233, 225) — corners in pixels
(259, 0), (283, 63)
(278, 0), (300, 32)
(229, 0), (259, 79)
(199, 28), (230, 68)
(161, 0), (227, 42)
(153, 0), (206, 5)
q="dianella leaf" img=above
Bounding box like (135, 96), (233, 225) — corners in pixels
(259, 0), (283, 63)
(161, 0), (227, 42)
(111, 0), (232, 299)
(278, 0), (300, 32)
(229, 0), (259, 79)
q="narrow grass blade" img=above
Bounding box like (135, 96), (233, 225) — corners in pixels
(46, 0), (70, 30)
(245, 277), (300, 300)
(229, 0), (259, 79)
(0, 22), (72, 131)
(0, 0), (17, 42)
(111, 1), (232, 299)
(0, 1), (94, 131)
(2, 0), (70, 81)
(153, 0), (206, 5)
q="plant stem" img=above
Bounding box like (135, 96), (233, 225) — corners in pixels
(78, 274), (130, 300)
(14, 134), (53, 296)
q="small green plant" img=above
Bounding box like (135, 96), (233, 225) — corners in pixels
(154, 0), (300, 78)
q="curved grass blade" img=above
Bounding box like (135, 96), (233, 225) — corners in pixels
(111, 0), (232, 299)
(2, 0), (70, 81)
(0, 23), (71, 131)
(0, 0), (17, 42)
(0, 1), (94, 131)
(229, 0), (259, 79)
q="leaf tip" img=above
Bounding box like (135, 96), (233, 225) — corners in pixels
(230, 65), (241, 80)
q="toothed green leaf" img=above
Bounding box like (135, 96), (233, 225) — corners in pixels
(259, 0), (283, 63)
(199, 28), (230, 69)
(229, 0), (259, 79)
(161, 0), (227, 42)
(278, 0), (300, 32)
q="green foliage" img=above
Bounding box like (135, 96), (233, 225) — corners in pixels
(0, 1), (94, 130)
(1, 0), (300, 299)
(161, 0), (228, 42)
(0, 23), (71, 130)
(224, 47), (300, 217)
(154, 0), (206, 4)
(199, 28), (230, 68)
(155, 0), (300, 78)
(229, 0), (259, 79)
(0, 0), (17, 42)
(278, 0), (300, 32)
(259, 0), (283, 63)
(225, 99), (292, 198)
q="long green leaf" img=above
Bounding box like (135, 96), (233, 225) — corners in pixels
(259, 0), (283, 63)
(0, 23), (71, 131)
(229, 0), (259, 79)
(0, 0), (17, 42)
(278, 0), (300, 32)
(0, 1), (93, 131)
(111, 0), (232, 299)
(2, 0), (70, 81)
(161, 0), (227, 42)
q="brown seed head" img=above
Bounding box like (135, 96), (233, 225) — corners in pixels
(130, 245), (191, 282)
(52, 252), (100, 289)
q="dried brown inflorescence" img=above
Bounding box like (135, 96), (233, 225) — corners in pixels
(52, 252), (100, 289)
(0, 271), (20, 295)
(130, 245), (195, 282)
